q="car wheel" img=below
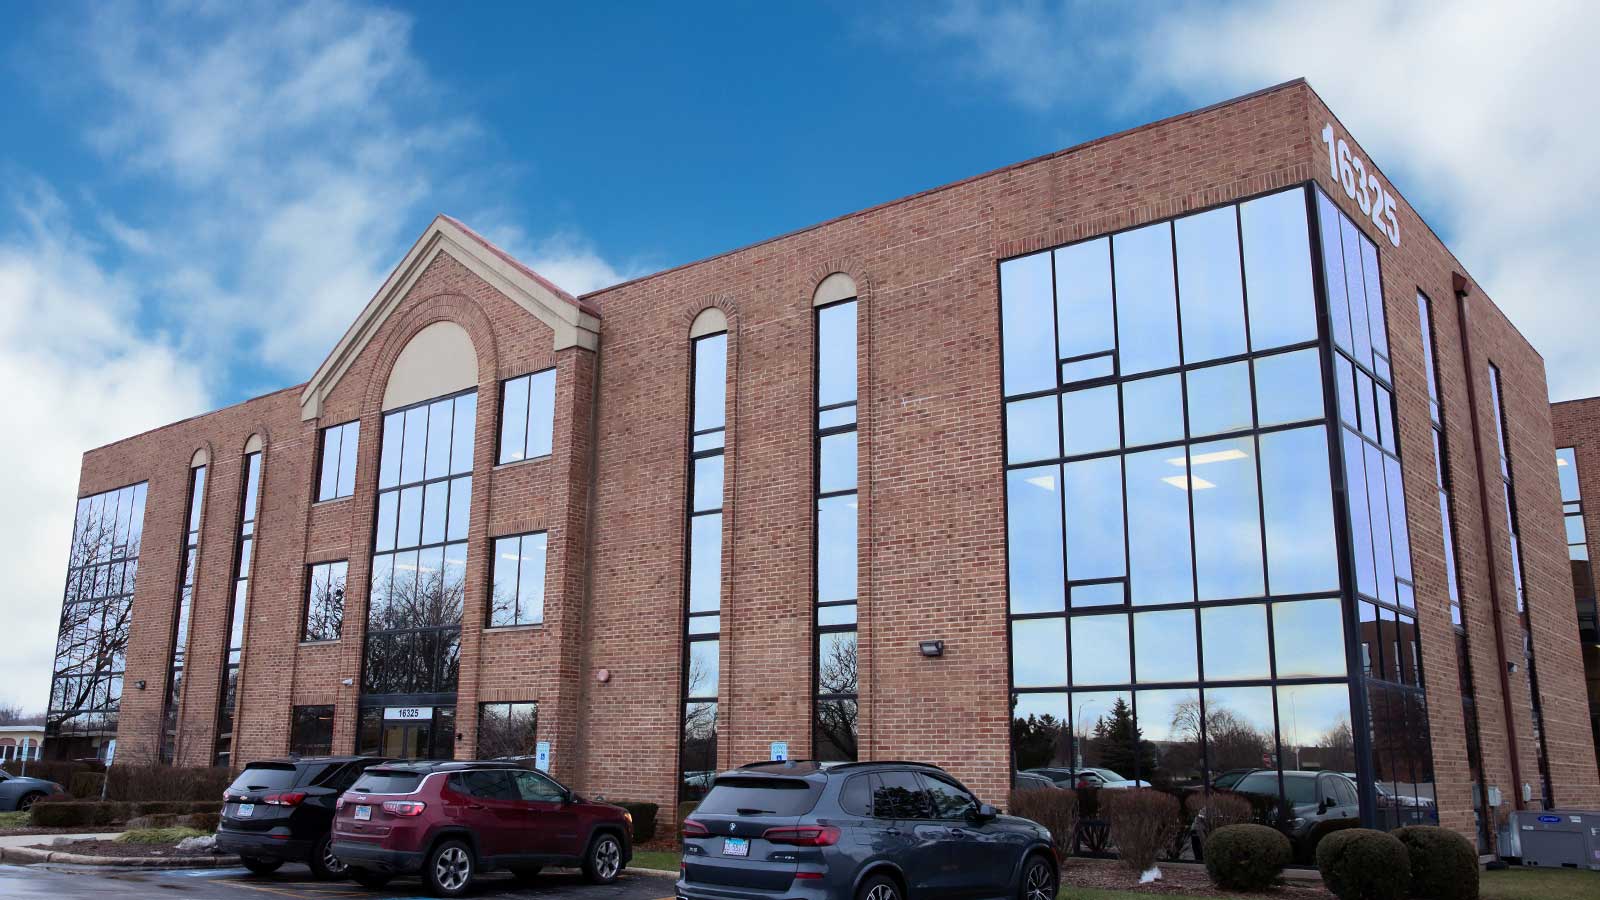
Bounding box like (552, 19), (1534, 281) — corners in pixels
(350, 868), (393, 888)
(240, 856), (283, 875)
(511, 865), (542, 882)
(1019, 854), (1055, 900)
(856, 873), (903, 900)
(16, 792), (44, 813)
(425, 839), (475, 898)
(582, 832), (624, 884)
(307, 833), (348, 880)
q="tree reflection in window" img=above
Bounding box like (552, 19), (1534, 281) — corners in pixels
(477, 702), (538, 759)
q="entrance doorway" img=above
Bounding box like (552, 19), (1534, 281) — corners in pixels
(358, 705), (455, 759)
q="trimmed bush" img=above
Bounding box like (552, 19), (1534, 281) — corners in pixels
(1394, 826), (1478, 900)
(1204, 823), (1291, 891)
(117, 826), (208, 845)
(1316, 828), (1410, 900)
(70, 771), (106, 799)
(106, 765), (230, 802)
(30, 799), (223, 829)
(613, 801), (659, 843)
(1009, 788), (1079, 859)
(1, 760), (97, 788)
(1103, 789), (1179, 874)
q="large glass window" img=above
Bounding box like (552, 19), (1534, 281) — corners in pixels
(681, 330), (727, 799)
(1558, 447), (1591, 600)
(317, 420), (360, 501)
(161, 465), (206, 764)
(1002, 187), (1361, 845)
(214, 451), (261, 765)
(477, 702), (538, 759)
(490, 533), (547, 627)
(815, 300), (860, 763)
(46, 481), (146, 762)
(290, 705), (334, 757)
(303, 560), (347, 642)
(365, 390), (474, 709)
(498, 369), (556, 464)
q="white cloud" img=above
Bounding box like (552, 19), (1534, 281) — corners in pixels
(894, 0), (1600, 399)
(0, 183), (208, 711)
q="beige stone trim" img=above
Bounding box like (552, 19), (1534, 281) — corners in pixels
(689, 307), (728, 337)
(381, 321), (478, 411)
(299, 216), (600, 421)
(812, 272), (858, 307)
(190, 448), (209, 468)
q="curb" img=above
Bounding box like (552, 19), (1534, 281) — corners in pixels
(628, 866), (679, 880)
(0, 845), (240, 868)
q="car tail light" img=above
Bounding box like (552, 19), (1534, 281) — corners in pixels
(335, 797), (346, 811)
(681, 818), (710, 837)
(263, 792), (307, 806)
(762, 825), (841, 846)
(794, 872), (825, 880)
(382, 800), (427, 816)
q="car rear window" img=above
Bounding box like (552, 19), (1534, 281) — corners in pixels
(228, 765), (301, 793)
(351, 770), (424, 795)
(697, 777), (822, 816)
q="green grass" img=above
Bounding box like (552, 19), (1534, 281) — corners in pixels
(630, 849), (680, 872)
(116, 826), (209, 844)
(1481, 866), (1599, 900)
(0, 811), (29, 828)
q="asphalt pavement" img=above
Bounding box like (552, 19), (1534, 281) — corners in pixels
(0, 862), (677, 900)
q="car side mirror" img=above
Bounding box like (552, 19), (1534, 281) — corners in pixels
(972, 803), (998, 821)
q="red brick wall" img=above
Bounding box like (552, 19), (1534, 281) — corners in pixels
(64, 81), (1597, 846)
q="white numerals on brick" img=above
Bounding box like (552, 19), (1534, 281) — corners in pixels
(1322, 123), (1400, 247)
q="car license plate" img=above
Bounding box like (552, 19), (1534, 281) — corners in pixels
(237, 803), (254, 818)
(355, 805), (371, 822)
(723, 837), (749, 857)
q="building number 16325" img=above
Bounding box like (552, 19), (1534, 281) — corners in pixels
(1322, 123), (1400, 247)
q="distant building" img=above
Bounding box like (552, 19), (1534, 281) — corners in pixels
(0, 725), (45, 763)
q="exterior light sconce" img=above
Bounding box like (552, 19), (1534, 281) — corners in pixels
(919, 640), (945, 658)
(1506, 662), (1520, 675)
(341, 677), (355, 686)
(134, 679), (146, 691)
(595, 668), (612, 684)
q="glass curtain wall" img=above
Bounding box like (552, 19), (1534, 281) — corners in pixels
(360, 389), (476, 759)
(214, 451), (261, 765)
(161, 465), (206, 764)
(1419, 292), (1490, 847)
(1002, 186), (1353, 838)
(47, 482), (147, 761)
(680, 330), (726, 800)
(1556, 447), (1600, 773)
(1488, 366), (1554, 808)
(815, 299), (860, 762)
(1315, 190), (1435, 827)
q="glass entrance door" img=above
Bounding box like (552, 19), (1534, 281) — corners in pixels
(358, 706), (455, 759)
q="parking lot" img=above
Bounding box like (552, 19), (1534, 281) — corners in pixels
(0, 863), (677, 900)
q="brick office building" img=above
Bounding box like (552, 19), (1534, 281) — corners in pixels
(43, 80), (1599, 848)
(1551, 398), (1600, 778)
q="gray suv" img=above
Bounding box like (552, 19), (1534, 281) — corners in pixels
(677, 760), (1056, 900)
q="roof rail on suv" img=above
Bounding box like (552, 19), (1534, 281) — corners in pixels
(827, 760), (947, 773)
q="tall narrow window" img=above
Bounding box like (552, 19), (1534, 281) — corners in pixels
(317, 420), (360, 501)
(161, 463), (206, 764)
(303, 560), (347, 642)
(47, 481), (146, 762)
(1419, 291), (1489, 848)
(815, 299), (858, 762)
(214, 451), (261, 765)
(498, 369), (556, 464)
(1489, 364), (1554, 807)
(490, 533), (547, 627)
(1557, 447), (1591, 602)
(680, 326), (726, 799)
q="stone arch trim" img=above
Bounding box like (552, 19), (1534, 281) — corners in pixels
(676, 294), (740, 335)
(360, 293), (501, 420)
(808, 260), (874, 307)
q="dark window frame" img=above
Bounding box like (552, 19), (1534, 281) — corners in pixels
(303, 559), (348, 643)
(488, 531), (549, 628)
(496, 367), (557, 466)
(679, 330), (727, 801)
(316, 420), (361, 502)
(812, 298), (859, 764)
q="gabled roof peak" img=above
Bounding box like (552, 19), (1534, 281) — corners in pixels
(298, 215), (600, 421)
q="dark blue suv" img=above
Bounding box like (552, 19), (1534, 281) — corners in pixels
(678, 761), (1056, 900)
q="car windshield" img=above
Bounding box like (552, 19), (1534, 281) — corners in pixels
(351, 770), (424, 795)
(696, 777), (822, 817)
(227, 765), (300, 793)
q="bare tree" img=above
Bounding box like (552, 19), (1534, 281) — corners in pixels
(48, 511), (136, 727)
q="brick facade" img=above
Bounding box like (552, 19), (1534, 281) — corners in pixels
(51, 80), (1598, 842)
(1550, 396), (1600, 781)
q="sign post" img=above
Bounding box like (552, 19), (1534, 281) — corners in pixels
(100, 739), (117, 801)
(18, 737), (29, 777)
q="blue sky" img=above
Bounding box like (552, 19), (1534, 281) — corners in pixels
(1, 0), (1596, 708)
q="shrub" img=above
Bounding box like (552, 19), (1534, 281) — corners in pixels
(106, 765), (231, 802)
(179, 811), (221, 832)
(1394, 826), (1478, 900)
(613, 801), (659, 843)
(1187, 791), (1254, 836)
(30, 799), (223, 829)
(1204, 823), (1291, 891)
(1103, 789), (1179, 873)
(1316, 828), (1410, 900)
(1009, 788), (1079, 858)
(70, 772), (106, 799)
(1, 760), (97, 788)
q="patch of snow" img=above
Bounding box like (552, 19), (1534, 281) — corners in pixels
(176, 834), (217, 853)
(1139, 866), (1162, 884)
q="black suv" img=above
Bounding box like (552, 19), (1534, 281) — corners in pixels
(679, 761), (1057, 900)
(217, 755), (390, 879)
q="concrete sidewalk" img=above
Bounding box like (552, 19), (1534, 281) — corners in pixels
(0, 833), (121, 849)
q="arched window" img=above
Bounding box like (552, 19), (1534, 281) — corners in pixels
(813, 279), (858, 762)
(680, 309), (727, 800)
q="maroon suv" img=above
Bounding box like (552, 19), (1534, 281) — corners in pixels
(331, 761), (632, 897)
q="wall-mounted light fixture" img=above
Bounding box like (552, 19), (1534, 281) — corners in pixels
(134, 679), (146, 691)
(918, 640), (945, 658)
(1506, 662), (1520, 675)
(341, 677), (354, 686)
